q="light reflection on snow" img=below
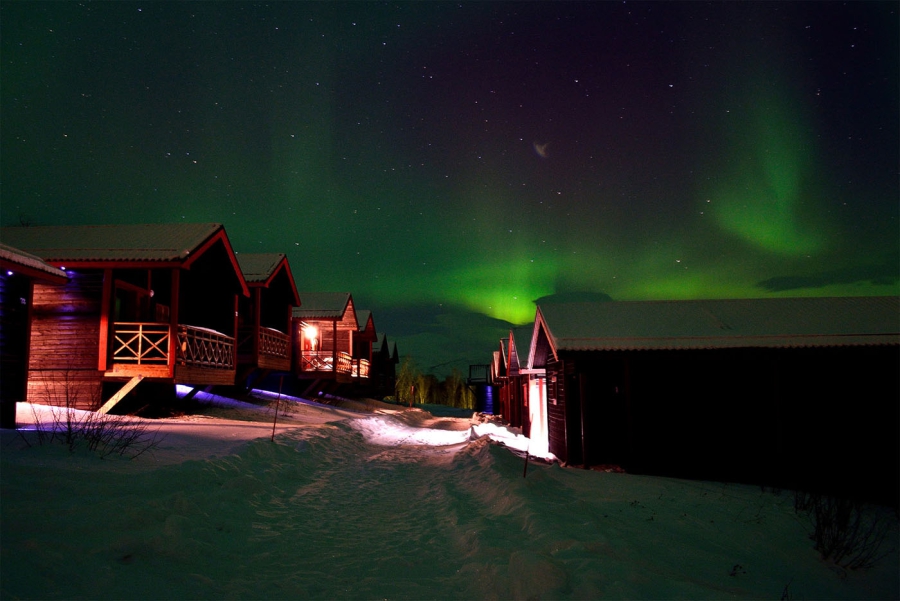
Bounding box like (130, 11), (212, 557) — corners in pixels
(141, 386), (557, 460)
(348, 415), (556, 461)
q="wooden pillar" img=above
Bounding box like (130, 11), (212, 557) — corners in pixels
(253, 288), (261, 360)
(98, 268), (113, 371)
(579, 372), (588, 469)
(233, 293), (239, 369)
(168, 269), (180, 376)
(332, 320), (337, 368)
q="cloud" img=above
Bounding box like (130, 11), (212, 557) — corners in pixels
(533, 291), (613, 305)
(756, 262), (898, 292)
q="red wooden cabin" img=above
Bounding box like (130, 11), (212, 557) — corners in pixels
(0, 223), (249, 411)
(354, 309), (377, 377)
(0, 243), (69, 427)
(292, 292), (369, 388)
(236, 253), (300, 387)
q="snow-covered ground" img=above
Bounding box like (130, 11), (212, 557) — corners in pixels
(1, 393), (897, 600)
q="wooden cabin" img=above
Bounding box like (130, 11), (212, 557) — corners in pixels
(499, 325), (535, 434)
(528, 296), (900, 505)
(0, 243), (69, 427)
(369, 333), (399, 398)
(235, 253), (300, 388)
(492, 343), (507, 418)
(0, 223), (249, 412)
(292, 293), (369, 390)
(354, 309), (377, 379)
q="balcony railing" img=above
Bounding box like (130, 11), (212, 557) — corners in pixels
(238, 326), (290, 360)
(351, 358), (370, 379)
(177, 325), (234, 369)
(300, 350), (369, 379)
(112, 322), (170, 365)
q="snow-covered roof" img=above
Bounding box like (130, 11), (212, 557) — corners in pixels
(0, 242), (69, 283)
(533, 296), (900, 359)
(293, 292), (352, 320)
(0, 223), (223, 263)
(236, 253), (301, 305)
(237, 253), (286, 283)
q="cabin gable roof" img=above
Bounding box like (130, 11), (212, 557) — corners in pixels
(535, 296), (900, 352)
(0, 243), (69, 284)
(293, 292), (355, 324)
(355, 309), (378, 341)
(237, 253), (301, 305)
(0, 223), (249, 296)
(529, 307), (556, 368)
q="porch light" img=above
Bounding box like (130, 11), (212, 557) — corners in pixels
(303, 325), (318, 340)
(6, 271), (12, 276)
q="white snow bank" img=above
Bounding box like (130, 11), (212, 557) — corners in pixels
(348, 412), (556, 461)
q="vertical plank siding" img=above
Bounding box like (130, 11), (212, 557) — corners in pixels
(546, 359), (568, 464)
(26, 273), (104, 410)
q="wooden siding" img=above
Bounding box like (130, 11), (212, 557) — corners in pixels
(554, 346), (899, 506)
(546, 359), (568, 463)
(26, 273), (104, 410)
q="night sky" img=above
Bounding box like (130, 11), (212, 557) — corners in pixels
(2, 2), (897, 373)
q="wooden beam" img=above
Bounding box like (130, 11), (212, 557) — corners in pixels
(97, 375), (143, 414)
(98, 268), (113, 371)
(168, 269), (179, 375)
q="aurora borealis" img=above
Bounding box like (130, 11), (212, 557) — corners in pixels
(2, 2), (897, 372)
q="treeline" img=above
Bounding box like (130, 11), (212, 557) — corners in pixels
(393, 357), (475, 409)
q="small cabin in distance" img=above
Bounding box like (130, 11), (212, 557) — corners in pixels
(292, 292), (369, 394)
(369, 333), (399, 397)
(0, 243), (69, 428)
(500, 325), (534, 435)
(0, 223), (249, 411)
(354, 309), (377, 379)
(235, 253), (300, 388)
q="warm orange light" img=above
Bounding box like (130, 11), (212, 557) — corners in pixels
(303, 325), (318, 340)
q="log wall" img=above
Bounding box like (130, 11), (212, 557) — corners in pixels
(27, 272), (104, 410)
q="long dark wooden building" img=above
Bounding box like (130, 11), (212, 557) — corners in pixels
(0, 223), (249, 411)
(528, 296), (900, 505)
(0, 243), (69, 427)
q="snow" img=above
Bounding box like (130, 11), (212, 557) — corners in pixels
(1, 395), (897, 600)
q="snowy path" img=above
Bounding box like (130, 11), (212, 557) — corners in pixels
(1, 402), (897, 600)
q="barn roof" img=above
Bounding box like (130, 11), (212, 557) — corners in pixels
(293, 292), (353, 320)
(533, 296), (900, 358)
(0, 223), (224, 263)
(0, 243), (69, 284)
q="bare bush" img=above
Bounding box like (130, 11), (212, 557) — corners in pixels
(794, 491), (895, 570)
(18, 372), (164, 459)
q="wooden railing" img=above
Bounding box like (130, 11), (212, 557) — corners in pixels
(112, 322), (170, 365)
(238, 326), (290, 360)
(177, 325), (234, 370)
(300, 350), (369, 379)
(351, 358), (370, 379)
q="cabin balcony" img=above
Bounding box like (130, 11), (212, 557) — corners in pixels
(237, 326), (291, 372)
(299, 350), (370, 379)
(105, 322), (236, 385)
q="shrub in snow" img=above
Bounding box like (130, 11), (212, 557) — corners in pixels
(794, 491), (895, 570)
(18, 373), (163, 459)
